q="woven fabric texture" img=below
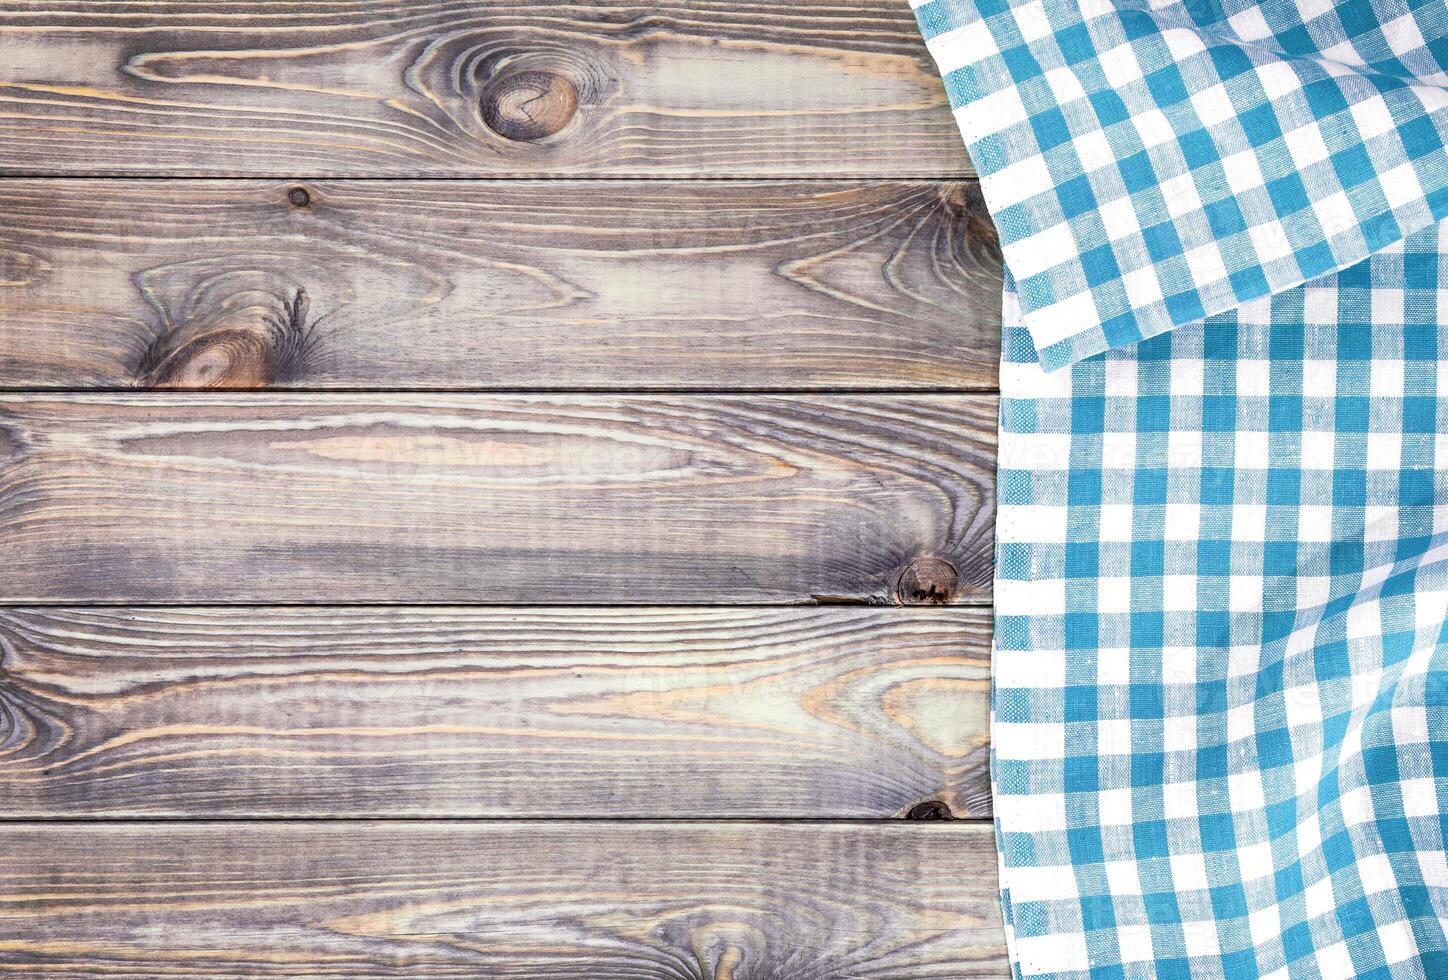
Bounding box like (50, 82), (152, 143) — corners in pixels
(908, 1), (1448, 976)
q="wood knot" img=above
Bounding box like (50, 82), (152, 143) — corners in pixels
(136, 288), (320, 390)
(144, 329), (275, 388)
(896, 558), (959, 606)
(944, 181), (999, 248)
(480, 70), (577, 142)
(287, 187), (311, 208)
(0, 425), (20, 460)
(906, 800), (953, 821)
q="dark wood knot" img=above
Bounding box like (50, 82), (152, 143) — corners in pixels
(287, 187), (311, 208)
(896, 558), (959, 605)
(143, 329), (275, 388)
(941, 182), (1000, 262)
(480, 70), (578, 142)
(136, 289), (319, 390)
(0, 424), (22, 468)
(906, 800), (953, 821)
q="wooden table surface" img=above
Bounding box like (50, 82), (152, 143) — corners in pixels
(0, 4), (1010, 976)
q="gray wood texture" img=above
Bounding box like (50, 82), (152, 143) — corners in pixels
(0, 393), (996, 603)
(0, 606), (993, 818)
(0, 1), (975, 177)
(0, 179), (1001, 390)
(0, 3), (1008, 970)
(0, 822), (1010, 978)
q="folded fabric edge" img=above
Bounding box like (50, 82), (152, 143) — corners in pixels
(911, 0), (1448, 372)
(1017, 209), (1448, 375)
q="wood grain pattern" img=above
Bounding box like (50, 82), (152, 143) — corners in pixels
(0, 822), (1009, 978)
(0, 394), (996, 603)
(0, 179), (1001, 390)
(0, 5), (1009, 971)
(0, 606), (993, 818)
(0, 1), (973, 177)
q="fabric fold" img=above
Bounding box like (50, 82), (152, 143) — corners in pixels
(912, 0), (1448, 370)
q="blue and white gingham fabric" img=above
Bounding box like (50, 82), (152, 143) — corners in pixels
(913, 0), (1448, 372)
(907, 1), (1448, 977)
(993, 258), (1448, 979)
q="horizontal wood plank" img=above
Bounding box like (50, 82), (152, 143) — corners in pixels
(0, 2), (973, 177)
(0, 606), (992, 818)
(0, 179), (1001, 390)
(0, 821), (1008, 978)
(0, 394), (996, 603)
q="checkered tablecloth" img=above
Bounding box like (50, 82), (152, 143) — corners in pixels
(908, 1), (1448, 977)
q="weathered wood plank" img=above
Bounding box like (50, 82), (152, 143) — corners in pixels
(0, 179), (1001, 390)
(0, 821), (1008, 978)
(0, 394), (995, 603)
(0, 606), (992, 818)
(0, 2), (973, 177)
